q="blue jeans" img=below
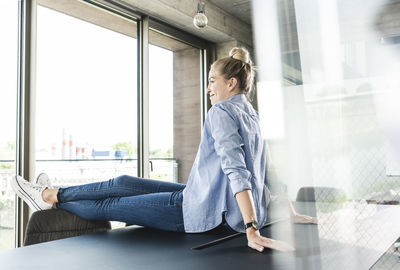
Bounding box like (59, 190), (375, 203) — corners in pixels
(55, 175), (186, 232)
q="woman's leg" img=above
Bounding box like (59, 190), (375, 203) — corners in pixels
(56, 189), (185, 232)
(56, 175), (185, 203)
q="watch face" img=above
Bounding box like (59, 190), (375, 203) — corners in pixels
(252, 221), (260, 230)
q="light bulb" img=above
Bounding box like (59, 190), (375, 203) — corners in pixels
(193, 2), (208, 29)
(193, 12), (208, 28)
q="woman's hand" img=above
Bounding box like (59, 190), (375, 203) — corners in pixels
(246, 228), (295, 253)
(287, 198), (318, 224)
(292, 213), (318, 224)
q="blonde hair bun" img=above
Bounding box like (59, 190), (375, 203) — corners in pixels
(229, 47), (251, 64)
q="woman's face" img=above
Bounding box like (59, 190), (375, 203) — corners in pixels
(207, 68), (237, 105)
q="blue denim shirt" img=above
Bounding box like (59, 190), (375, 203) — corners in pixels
(182, 94), (269, 233)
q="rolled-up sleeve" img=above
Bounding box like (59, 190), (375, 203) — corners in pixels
(208, 105), (252, 196)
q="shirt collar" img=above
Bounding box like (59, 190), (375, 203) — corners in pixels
(228, 93), (246, 102)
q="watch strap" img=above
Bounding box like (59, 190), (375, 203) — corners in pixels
(244, 221), (260, 231)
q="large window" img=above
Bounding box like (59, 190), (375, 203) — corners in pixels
(0, 0), (18, 251)
(149, 44), (175, 181)
(149, 30), (202, 183)
(36, 4), (138, 229)
(36, 5), (138, 188)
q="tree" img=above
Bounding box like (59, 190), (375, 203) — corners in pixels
(112, 142), (136, 157)
(150, 147), (173, 158)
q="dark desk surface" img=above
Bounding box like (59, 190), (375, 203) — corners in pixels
(2, 202), (400, 270)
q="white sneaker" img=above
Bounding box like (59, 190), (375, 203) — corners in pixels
(10, 176), (53, 212)
(36, 173), (52, 188)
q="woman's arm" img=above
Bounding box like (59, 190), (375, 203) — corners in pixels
(235, 189), (295, 252)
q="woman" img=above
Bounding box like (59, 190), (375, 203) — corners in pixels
(11, 47), (315, 253)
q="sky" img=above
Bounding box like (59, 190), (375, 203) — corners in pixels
(1, 3), (174, 156)
(0, 1), (18, 152)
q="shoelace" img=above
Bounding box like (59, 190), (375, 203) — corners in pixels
(19, 179), (44, 196)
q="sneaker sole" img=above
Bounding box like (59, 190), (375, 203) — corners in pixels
(11, 176), (42, 211)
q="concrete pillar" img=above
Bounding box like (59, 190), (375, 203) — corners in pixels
(173, 48), (201, 183)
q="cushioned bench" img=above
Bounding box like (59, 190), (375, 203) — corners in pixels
(24, 209), (111, 246)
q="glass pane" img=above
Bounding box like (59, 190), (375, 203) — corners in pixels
(255, 0), (400, 268)
(36, 5), (138, 183)
(0, 0), (18, 251)
(149, 30), (202, 183)
(36, 4), (138, 229)
(277, 0), (400, 201)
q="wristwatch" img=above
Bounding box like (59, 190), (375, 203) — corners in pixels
(244, 220), (260, 231)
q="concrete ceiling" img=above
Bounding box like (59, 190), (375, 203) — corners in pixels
(38, 0), (254, 47)
(120, 0), (253, 45)
(207, 0), (252, 25)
